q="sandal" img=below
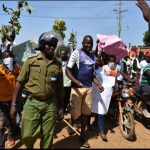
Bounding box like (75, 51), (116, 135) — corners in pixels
(80, 135), (90, 148)
(7, 136), (15, 147)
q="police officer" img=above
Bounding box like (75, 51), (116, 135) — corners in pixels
(10, 31), (64, 149)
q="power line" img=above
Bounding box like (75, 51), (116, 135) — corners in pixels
(1, 3), (115, 9)
(0, 13), (114, 20)
(29, 5), (114, 9)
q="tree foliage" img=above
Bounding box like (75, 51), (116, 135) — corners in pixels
(52, 18), (66, 40)
(68, 31), (77, 51)
(0, 0), (33, 51)
(143, 30), (150, 46)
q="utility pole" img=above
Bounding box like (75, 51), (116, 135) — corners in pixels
(113, 0), (127, 38)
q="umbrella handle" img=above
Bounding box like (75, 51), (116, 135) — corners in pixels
(63, 119), (80, 136)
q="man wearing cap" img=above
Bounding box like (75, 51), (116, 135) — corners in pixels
(10, 31), (64, 148)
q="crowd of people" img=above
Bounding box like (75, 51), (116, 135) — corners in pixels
(0, 0), (150, 149)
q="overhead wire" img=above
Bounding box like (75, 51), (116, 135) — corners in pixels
(0, 2), (117, 20)
(0, 13), (114, 20)
(0, 2), (116, 9)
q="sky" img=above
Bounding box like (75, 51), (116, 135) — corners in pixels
(0, 0), (149, 50)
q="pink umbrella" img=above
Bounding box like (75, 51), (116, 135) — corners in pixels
(97, 34), (128, 62)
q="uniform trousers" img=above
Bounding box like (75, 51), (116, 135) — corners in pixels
(21, 96), (57, 149)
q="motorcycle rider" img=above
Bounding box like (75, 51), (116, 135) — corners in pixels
(136, 0), (150, 118)
(117, 56), (134, 84)
(138, 52), (150, 118)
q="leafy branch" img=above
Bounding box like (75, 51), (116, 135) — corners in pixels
(68, 31), (77, 51)
(0, 0), (33, 51)
(52, 18), (67, 40)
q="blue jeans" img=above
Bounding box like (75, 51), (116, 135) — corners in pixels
(97, 114), (105, 133)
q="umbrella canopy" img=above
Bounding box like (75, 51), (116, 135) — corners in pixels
(97, 34), (128, 62)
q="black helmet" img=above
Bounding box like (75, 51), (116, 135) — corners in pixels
(35, 31), (59, 50)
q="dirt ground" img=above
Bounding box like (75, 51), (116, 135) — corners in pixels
(5, 113), (150, 149)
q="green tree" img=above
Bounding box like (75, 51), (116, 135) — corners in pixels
(52, 18), (67, 40)
(68, 31), (77, 51)
(0, 0), (33, 51)
(143, 30), (150, 46)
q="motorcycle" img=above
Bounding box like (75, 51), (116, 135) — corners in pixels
(130, 86), (150, 123)
(109, 80), (150, 140)
(109, 81), (135, 140)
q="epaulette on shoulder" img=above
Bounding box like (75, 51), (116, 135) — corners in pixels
(28, 53), (39, 59)
(28, 53), (39, 65)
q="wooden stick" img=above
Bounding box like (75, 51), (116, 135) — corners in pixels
(63, 119), (81, 136)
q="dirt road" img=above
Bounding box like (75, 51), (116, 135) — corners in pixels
(6, 114), (150, 149)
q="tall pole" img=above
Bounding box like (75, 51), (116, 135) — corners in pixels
(118, 0), (121, 38)
(113, 0), (127, 38)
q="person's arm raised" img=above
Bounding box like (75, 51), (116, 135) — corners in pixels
(136, 0), (150, 30)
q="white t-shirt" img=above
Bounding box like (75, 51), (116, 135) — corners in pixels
(139, 60), (148, 83)
(140, 60), (148, 75)
(67, 49), (79, 69)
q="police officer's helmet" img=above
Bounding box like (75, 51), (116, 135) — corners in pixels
(38, 32), (58, 49)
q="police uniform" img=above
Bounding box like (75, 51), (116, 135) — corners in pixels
(17, 52), (64, 148)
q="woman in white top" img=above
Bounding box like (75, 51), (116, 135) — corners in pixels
(92, 55), (119, 142)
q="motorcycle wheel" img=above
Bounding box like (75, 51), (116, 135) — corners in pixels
(119, 112), (135, 140)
